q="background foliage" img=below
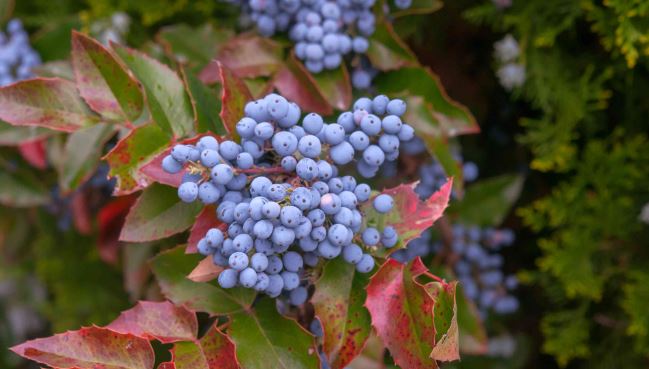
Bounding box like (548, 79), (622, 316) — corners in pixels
(1, 0), (648, 368)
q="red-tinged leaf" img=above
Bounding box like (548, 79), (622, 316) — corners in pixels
(18, 138), (47, 169)
(312, 258), (371, 369)
(346, 334), (385, 369)
(426, 281), (459, 362)
(159, 362), (176, 369)
(364, 259), (439, 369)
(218, 62), (251, 141)
(187, 206), (222, 254)
(112, 43), (195, 138)
(312, 65), (352, 111)
(361, 180), (452, 257)
(273, 54), (333, 116)
(60, 122), (116, 192)
(120, 184), (203, 242)
(229, 298), (320, 369)
(150, 246), (256, 315)
(367, 22), (418, 71)
(99, 195), (138, 264)
(107, 301), (198, 343)
(216, 34), (284, 78)
(104, 122), (170, 195)
(172, 325), (239, 369)
(0, 78), (99, 132)
(71, 191), (92, 235)
(71, 31), (144, 122)
(188, 256), (224, 283)
(10, 326), (154, 369)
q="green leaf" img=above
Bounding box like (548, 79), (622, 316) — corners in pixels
(455, 281), (488, 355)
(32, 60), (75, 80)
(450, 174), (525, 227)
(361, 180), (452, 257)
(10, 326), (154, 369)
(150, 246), (256, 315)
(229, 298), (320, 369)
(312, 65), (352, 111)
(0, 123), (51, 145)
(181, 68), (225, 135)
(218, 62), (252, 141)
(119, 184), (202, 242)
(104, 122), (170, 195)
(426, 281), (459, 362)
(60, 123), (115, 192)
(367, 22), (418, 71)
(112, 43), (195, 138)
(0, 170), (49, 207)
(312, 258), (371, 369)
(32, 19), (81, 61)
(375, 68), (479, 138)
(158, 24), (233, 72)
(71, 31), (144, 122)
(0, 78), (99, 132)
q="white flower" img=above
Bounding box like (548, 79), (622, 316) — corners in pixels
(494, 34), (520, 63)
(639, 202), (649, 224)
(497, 63), (526, 90)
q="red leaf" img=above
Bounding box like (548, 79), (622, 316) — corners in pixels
(218, 62), (252, 141)
(139, 133), (219, 188)
(365, 259), (441, 369)
(186, 206), (223, 254)
(10, 326), (154, 369)
(273, 54), (333, 116)
(99, 194), (138, 264)
(0, 78), (99, 132)
(18, 138), (47, 169)
(187, 256), (224, 283)
(197, 325), (239, 369)
(361, 179), (452, 257)
(107, 301), (198, 344)
(71, 191), (92, 235)
(215, 34), (283, 78)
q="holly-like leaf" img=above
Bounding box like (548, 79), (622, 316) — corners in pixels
(187, 256), (224, 283)
(107, 301), (198, 344)
(312, 65), (352, 111)
(104, 122), (171, 195)
(18, 139), (47, 169)
(119, 184), (202, 242)
(158, 24), (233, 72)
(228, 298), (320, 369)
(187, 206), (222, 254)
(112, 43), (195, 138)
(361, 180), (452, 256)
(216, 34), (284, 78)
(0, 124), (51, 145)
(71, 31), (144, 122)
(367, 22), (418, 71)
(0, 78), (98, 132)
(218, 62), (252, 141)
(181, 68), (225, 135)
(273, 54), (333, 116)
(374, 68), (479, 139)
(365, 258), (441, 369)
(150, 246), (256, 315)
(172, 325), (239, 369)
(10, 326), (154, 369)
(346, 333), (385, 369)
(426, 281), (459, 361)
(312, 258), (371, 369)
(450, 174), (525, 227)
(0, 170), (49, 207)
(60, 122), (115, 192)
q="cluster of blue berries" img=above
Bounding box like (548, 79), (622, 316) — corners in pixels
(0, 19), (41, 86)
(161, 93), (414, 303)
(234, 0), (411, 79)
